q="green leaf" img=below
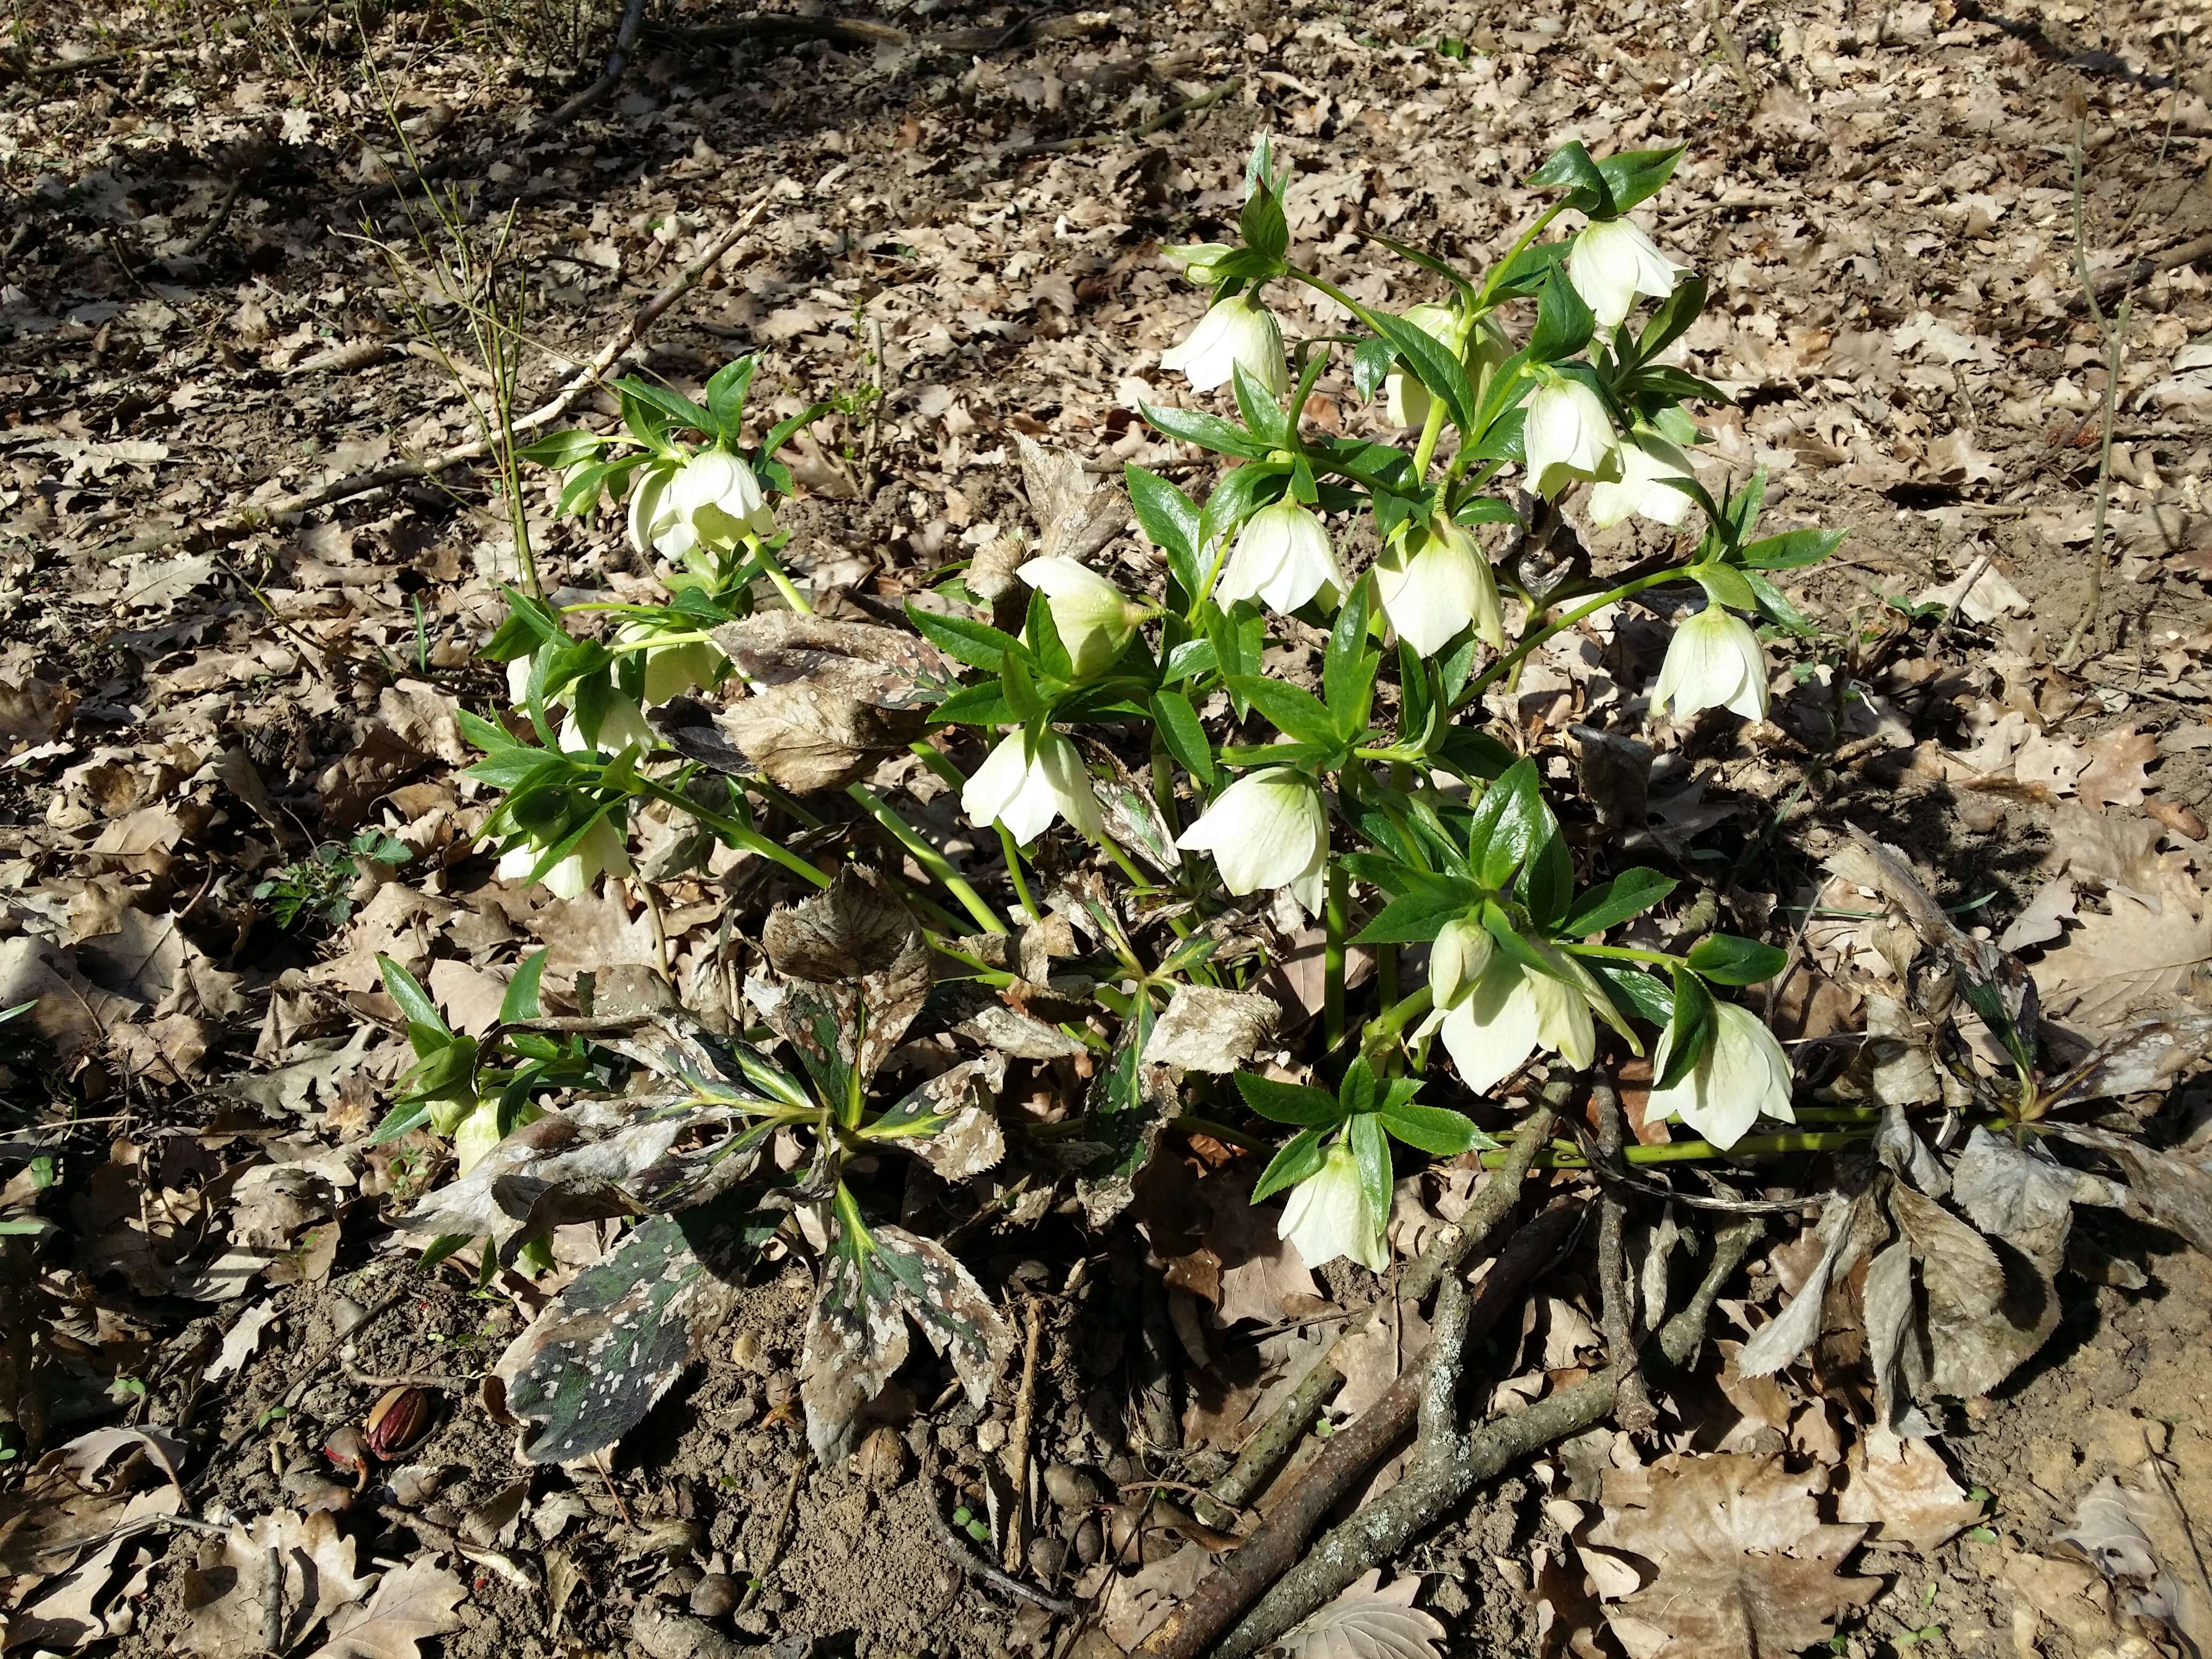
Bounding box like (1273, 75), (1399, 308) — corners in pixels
(1589, 959), (1674, 1026)
(1349, 1112), (1392, 1231)
(1740, 527), (1848, 571)
(1658, 967), (1715, 1091)
(1127, 465), (1205, 600)
(1529, 267), (1595, 363)
(1351, 334), (1398, 402)
(1227, 676), (1340, 750)
(1521, 830), (1573, 931)
(1377, 1102), (1485, 1157)
(377, 954), (448, 1039)
(1235, 1072), (1341, 1126)
(1686, 933), (1789, 985)
(906, 604), (1021, 672)
(705, 357), (758, 438)
(1338, 1056), (1380, 1117)
(1474, 759), (1553, 891)
(1240, 176), (1288, 263)
(499, 950), (549, 1024)
(367, 1100), (432, 1147)
(1322, 579), (1375, 738)
(1231, 361), (1289, 450)
(1740, 568), (1815, 635)
(1366, 308), (1478, 433)
(1559, 869), (1678, 936)
(1252, 1126), (1327, 1204)
(1139, 400), (1271, 461)
(931, 681), (1015, 726)
(1595, 144), (1686, 213)
(1690, 563), (1759, 613)
(516, 428), (606, 468)
(1526, 140), (1615, 215)
(1628, 273), (1708, 367)
(612, 377), (714, 436)
(1151, 690), (1214, 787)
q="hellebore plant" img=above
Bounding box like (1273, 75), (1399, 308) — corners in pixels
(414, 132), (1854, 1470)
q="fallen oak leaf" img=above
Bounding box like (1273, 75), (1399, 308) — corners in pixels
(305, 1556), (466, 1659)
(177, 1509), (375, 1656)
(2031, 888), (2212, 1025)
(1834, 1427), (1985, 1550)
(2076, 725), (2158, 811)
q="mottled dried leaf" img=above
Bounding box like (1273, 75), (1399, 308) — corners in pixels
(177, 1509), (373, 1656)
(763, 866), (920, 983)
(869, 1055), (1007, 1182)
(1280, 1569), (1446, 1659)
(714, 680), (925, 793)
(1141, 984), (1282, 1073)
(2052, 1124), (2212, 1260)
(1737, 1189), (1877, 1378)
(708, 611), (959, 709)
(1014, 432), (1127, 567)
(1835, 1429), (1984, 1550)
(305, 1556), (466, 1659)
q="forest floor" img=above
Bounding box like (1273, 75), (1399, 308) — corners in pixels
(4, 0), (2212, 1656)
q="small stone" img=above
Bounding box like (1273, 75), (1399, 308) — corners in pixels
(329, 1297), (368, 1337)
(730, 1331), (766, 1372)
(855, 1426), (911, 1489)
(1028, 1535), (1068, 1581)
(1043, 1463), (1103, 1509)
(1070, 1514), (1103, 1565)
(974, 1419), (1007, 1455)
(689, 1572), (741, 1618)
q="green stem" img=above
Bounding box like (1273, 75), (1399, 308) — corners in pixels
(909, 739), (969, 793)
(999, 825), (1041, 922)
(1323, 862), (1348, 1050)
(1458, 566), (1684, 713)
(1563, 942), (1682, 969)
(845, 783), (1009, 936)
(1476, 201), (1566, 307)
(633, 776), (830, 889)
(1170, 1114), (1270, 1155)
(1408, 388), (1450, 480)
(756, 542), (814, 616)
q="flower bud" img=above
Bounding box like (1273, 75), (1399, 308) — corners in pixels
(1177, 767), (1328, 914)
(961, 730), (1104, 846)
(1523, 376), (1620, 498)
(1019, 557), (1147, 679)
(1650, 604), (1769, 723)
(1565, 216), (1688, 330)
(1218, 500), (1344, 616)
(1648, 1000), (1794, 1149)
(1383, 303), (1458, 429)
(1276, 1139), (1387, 1272)
(1373, 517), (1505, 655)
(1428, 914), (1494, 1010)
(1162, 242), (1237, 285)
(1160, 294), (1287, 395)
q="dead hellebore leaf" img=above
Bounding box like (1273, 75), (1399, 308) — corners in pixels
(1013, 431), (1128, 569)
(1140, 984), (1282, 1073)
(2050, 1124), (2212, 1261)
(1834, 1428), (1985, 1550)
(1889, 1183), (2046, 1401)
(304, 1555), (466, 1659)
(1736, 1187), (1880, 1378)
(870, 1053), (1008, 1183)
(711, 679), (926, 793)
(2047, 1004), (2212, 1107)
(177, 1509), (375, 1656)
(799, 1212), (1012, 1465)
(761, 865), (917, 982)
(2054, 1475), (2212, 1653)
(1587, 1453), (1878, 1659)
(1277, 1568), (1447, 1659)
(709, 610), (959, 711)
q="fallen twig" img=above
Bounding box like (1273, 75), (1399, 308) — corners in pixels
(1004, 1298), (1044, 1574)
(115, 185), (777, 558)
(1591, 1072), (1654, 1437)
(1007, 76), (1243, 160)
(649, 11), (1115, 54)
(920, 1448), (1076, 1616)
(1212, 1218), (1763, 1658)
(1195, 1100), (1561, 1527)
(1140, 1200), (1583, 1658)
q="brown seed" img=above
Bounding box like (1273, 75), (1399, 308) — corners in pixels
(364, 1386), (432, 1457)
(2146, 797), (2207, 841)
(854, 1425), (911, 1489)
(689, 1573), (741, 1619)
(323, 1423), (371, 1486)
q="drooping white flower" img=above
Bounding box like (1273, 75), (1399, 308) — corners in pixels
(1020, 557), (1148, 679)
(1431, 946), (1601, 1095)
(962, 730), (1104, 846)
(617, 622), (724, 706)
(1650, 603), (1769, 723)
(506, 652), (537, 707)
(627, 461), (677, 558)
(1588, 430), (1700, 530)
(1428, 914), (1496, 1011)
(1566, 217), (1689, 330)
(1523, 377), (1620, 498)
(668, 447), (776, 546)
(1162, 242), (1236, 285)
(557, 694), (654, 757)
(1373, 517), (1505, 655)
(1277, 1138), (1388, 1272)
(1217, 500), (1345, 615)
(1384, 302), (1459, 429)
(1178, 767), (1328, 914)
(497, 812), (633, 901)
(1160, 294), (1288, 395)
(1648, 1000), (1795, 1150)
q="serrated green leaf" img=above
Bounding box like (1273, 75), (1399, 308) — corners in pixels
(1559, 869), (1678, 936)
(1235, 1072), (1341, 1126)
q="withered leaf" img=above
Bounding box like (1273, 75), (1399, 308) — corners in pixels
(2032, 889), (2212, 1025)
(761, 866), (919, 983)
(868, 1054), (1007, 1182)
(1835, 1428), (1984, 1550)
(1279, 1569), (1447, 1659)
(177, 1509), (374, 1656)
(799, 1213), (1012, 1463)
(1889, 1183), (2047, 1400)
(956, 999), (1088, 1060)
(1014, 432), (1127, 568)
(495, 1204), (767, 1464)
(305, 1555), (466, 1659)
(709, 611), (959, 710)
(1736, 1188), (1878, 1378)
(714, 679), (925, 793)
(1588, 1453), (1878, 1659)
(1141, 984), (1282, 1073)
(2051, 1124), (2212, 1260)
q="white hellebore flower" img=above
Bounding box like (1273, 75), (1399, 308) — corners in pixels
(558, 694), (654, 757)
(1383, 303), (1458, 429)
(1219, 499), (1345, 615)
(1431, 947), (1600, 1095)
(1523, 376), (1620, 499)
(1178, 767), (1328, 914)
(1588, 431), (1699, 530)
(1162, 242), (1236, 285)
(1651, 603), (1770, 723)
(617, 622), (723, 706)
(1647, 1000), (1795, 1150)
(962, 730), (1104, 846)
(637, 449), (776, 559)
(1373, 517), (1505, 656)
(1428, 914), (1496, 1011)
(626, 461), (677, 558)
(497, 813), (633, 902)
(1277, 1139), (1388, 1272)
(1020, 557), (1148, 679)
(1160, 294), (1287, 396)
(1566, 216), (1688, 330)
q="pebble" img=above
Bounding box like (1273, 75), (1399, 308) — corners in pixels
(1043, 1463), (1103, 1509)
(688, 1572), (741, 1618)
(1070, 1514), (1103, 1566)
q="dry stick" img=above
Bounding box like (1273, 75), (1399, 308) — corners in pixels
(1138, 1200), (1584, 1659)
(1004, 1299), (1045, 1575)
(115, 186), (776, 559)
(1194, 1101), (1562, 1529)
(920, 1448), (1077, 1616)
(656, 11), (1112, 54)
(1215, 1218), (1764, 1659)
(1591, 1072), (1654, 1437)
(1008, 76), (1244, 160)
